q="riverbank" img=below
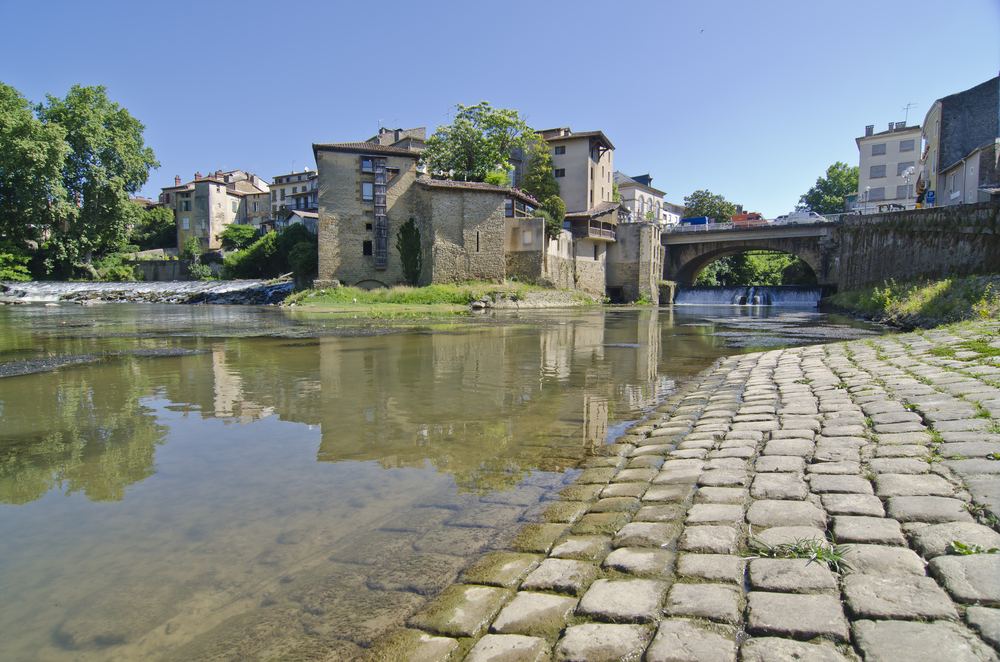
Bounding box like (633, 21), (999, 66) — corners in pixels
(361, 318), (1000, 662)
(286, 283), (599, 312)
(826, 275), (1000, 330)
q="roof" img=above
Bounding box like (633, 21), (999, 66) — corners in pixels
(417, 178), (539, 207)
(288, 210), (318, 219)
(613, 171), (665, 197)
(312, 142), (421, 157)
(565, 201), (625, 220)
(857, 124), (922, 142)
(538, 128), (616, 150)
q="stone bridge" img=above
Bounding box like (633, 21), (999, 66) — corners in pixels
(661, 202), (1000, 291)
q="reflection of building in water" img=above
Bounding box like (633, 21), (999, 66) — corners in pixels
(211, 344), (275, 424)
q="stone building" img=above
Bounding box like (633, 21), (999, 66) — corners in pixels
(159, 169), (269, 250)
(605, 223), (664, 303)
(312, 141), (537, 289)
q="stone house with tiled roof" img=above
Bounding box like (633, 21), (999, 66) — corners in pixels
(159, 169), (269, 251)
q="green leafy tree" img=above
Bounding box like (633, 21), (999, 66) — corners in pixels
(222, 224), (317, 280)
(0, 82), (71, 244)
(36, 85), (158, 272)
(611, 180), (620, 203)
(520, 140), (559, 201)
(423, 102), (534, 182)
(131, 206), (176, 250)
(183, 236), (202, 260)
(797, 162), (858, 214)
(540, 195), (565, 239)
(218, 224), (259, 251)
(0, 240), (32, 280)
(395, 217), (422, 285)
(683, 189), (739, 223)
(288, 241), (318, 284)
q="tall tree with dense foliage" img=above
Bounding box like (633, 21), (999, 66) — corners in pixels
(218, 224), (260, 251)
(796, 162), (858, 214)
(540, 196), (566, 239)
(519, 140), (560, 202)
(36, 85), (158, 273)
(423, 102), (534, 182)
(0, 82), (70, 244)
(682, 189), (739, 223)
(131, 206), (177, 250)
(395, 217), (422, 285)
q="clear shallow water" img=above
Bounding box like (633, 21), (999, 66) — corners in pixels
(0, 304), (884, 660)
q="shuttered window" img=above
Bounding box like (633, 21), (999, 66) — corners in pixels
(897, 161), (915, 176)
(869, 187), (886, 200)
(871, 144), (886, 156)
(870, 165), (886, 178)
(899, 139), (915, 152)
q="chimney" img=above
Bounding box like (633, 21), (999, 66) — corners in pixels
(888, 122), (894, 133)
(174, 175), (181, 186)
(215, 169), (222, 178)
(195, 171), (202, 180)
(895, 121), (906, 131)
(865, 125), (874, 137)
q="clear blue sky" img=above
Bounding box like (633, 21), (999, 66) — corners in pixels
(2, 0), (998, 219)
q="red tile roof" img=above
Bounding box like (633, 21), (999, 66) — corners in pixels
(313, 142), (421, 156)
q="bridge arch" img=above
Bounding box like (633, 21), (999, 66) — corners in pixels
(673, 245), (822, 285)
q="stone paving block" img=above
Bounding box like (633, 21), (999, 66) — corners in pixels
(558, 484), (604, 502)
(750, 526), (827, 549)
(709, 447), (756, 459)
(754, 456), (806, 473)
(967, 606), (1000, 651)
(872, 411), (923, 425)
(576, 468), (619, 485)
(739, 638), (852, 662)
(842, 574), (958, 620)
(365, 627), (459, 662)
(554, 623), (653, 662)
(878, 431), (934, 445)
(750, 473), (809, 500)
(633, 505), (684, 523)
(642, 483), (695, 503)
(746, 592), (848, 642)
(705, 458), (751, 471)
(644, 618), (737, 662)
(852, 619), (999, 662)
(823, 424), (868, 437)
(572, 511), (634, 536)
(520, 559), (597, 596)
(613, 522), (681, 549)
(930, 554), (1000, 604)
(465, 633), (550, 662)
(831, 516), (906, 545)
(698, 470), (749, 487)
(408, 585), (513, 638)
(589, 497), (642, 514)
(762, 440), (814, 457)
(685, 504), (745, 525)
(808, 473), (874, 495)
(678, 525), (738, 554)
(748, 558), (837, 593)
(772, 427), (818, 438)
(665, 583), (743, 624)
(936, 419), (993, 432)
(539, 502), (589, 525)
(602, 547), (674, 575)
(805, 460), (862, 474)
(886, 496), (975, 523)
(627, 455), (666, 470)
(940, 442), (1000, 458)
(612, 468), (659, 483)
(577, 578), (666, 623)
(653, 468), (703, 485)
(821, 493), (885, 516)
(599, 483), (649, 500)
(868, 457), (931, 474)
(841, 544), (927, 576)
(512, 523), (571, 554)
(550, 535), (611, 562)
(875, 473), (955, 497)
(460, 552), (541, 589)
(631, 443), (679, 456)
(812, 447), (860, 463)
(875, 443), (931, 458)
(585, 456), (626, 469)
(945, 459), (1000, 476)
(490, 592), (578, 636)
(676, 553), (745, 584)
(911, 522), (1000, 558)
(694, 487), (748, 504)
(746, 500), (826, 528)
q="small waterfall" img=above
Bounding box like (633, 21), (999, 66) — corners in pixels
(1, 280), (294, 305)
(675, 285), (826, 307)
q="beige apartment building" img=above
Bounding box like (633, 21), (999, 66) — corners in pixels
(538, 128), (616, 214)
(856, 122), (922, 211)
(271, 169), (318, 227)
(159, 170), (268, 250)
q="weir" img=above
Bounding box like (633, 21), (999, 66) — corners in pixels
(674, 285), (828, 307)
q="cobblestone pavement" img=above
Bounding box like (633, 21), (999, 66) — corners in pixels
(367, 325), (1000, 662)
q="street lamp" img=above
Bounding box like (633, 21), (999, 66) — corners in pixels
(863, 186), (870, 215)
(901, 166), (915, 209)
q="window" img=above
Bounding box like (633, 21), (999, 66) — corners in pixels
(590, 190), (594, 204)
(935, 120), (939, 137)
(271, 191), (277, 202)
(932, 149), (937, 173)
(951, 172), (959, 191)
(292, 187), (297, 194)
(897, 161), (915, 176)
(363, 240), (373, 256)
(871, 144), (886, 156)
(200, 219), (207, 231)
(590, 167), (594, 180)
(182, 217), (189, 229)
(362, 157), (373, 172)
(522, 230), (531, 245)
(253, 202), (259, 212)
(554, 146), (565, 155)
(869, 187), (885, 201)
(180, 200), (191, 212)
(365, 223), (372, 231)
(198, 198), (206, 210)
(870, 165), (886, 179)
(594, 244), (598, 260)
(504, 199), (514, 217)
(280, 189), (285, 200)
(362, 182), (374, 201)
(896, 185), (912, 199)
(554, 169), (565, 178)
(232, 201), (238, 213)
(899, 139), (915, 152)
(165, 193), (171, 204)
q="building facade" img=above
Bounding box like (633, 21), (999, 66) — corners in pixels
(159, 170), (268, 250)
(855, 122), (922, 211)
(614, 172), (670, 223)
(271, 169), (318, 225)
(537, 128), (616, 214)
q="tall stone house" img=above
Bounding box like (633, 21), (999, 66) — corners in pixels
(159, 170), (269, 251)
(920, 76), (1000, 207)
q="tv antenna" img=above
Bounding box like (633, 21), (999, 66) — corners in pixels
(901, 102), (918, 124)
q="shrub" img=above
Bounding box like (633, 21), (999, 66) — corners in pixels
(288, 241), (318, 283)
(218, 224), (260, 251)
(541, 196), (566, 238)
(0, 241), (33, 281)
(182, 237), (202, 260)
(396, 218), (422, 285)
(188, 263), (213, 280)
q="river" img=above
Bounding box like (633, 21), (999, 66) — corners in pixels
(0, 303), (885, 660)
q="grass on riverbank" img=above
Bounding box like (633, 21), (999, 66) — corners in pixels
(284, 282), (544, 309)
(827, 275), (1000, 329)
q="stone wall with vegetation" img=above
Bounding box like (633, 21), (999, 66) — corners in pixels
(838, 201), (1000, 290)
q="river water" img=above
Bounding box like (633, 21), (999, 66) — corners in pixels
(0, 303), (885, 661)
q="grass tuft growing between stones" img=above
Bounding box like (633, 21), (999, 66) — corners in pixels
(947, 540), (1000, 555)
(747, 536), (854, 573)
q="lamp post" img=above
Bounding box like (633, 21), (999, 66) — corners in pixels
(863, 186), (870, 215)
(902, 166), (915, 209)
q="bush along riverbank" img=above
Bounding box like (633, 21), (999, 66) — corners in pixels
(826, 275), (1000, 330)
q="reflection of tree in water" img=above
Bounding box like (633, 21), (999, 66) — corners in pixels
(0, 358), (166, 504)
